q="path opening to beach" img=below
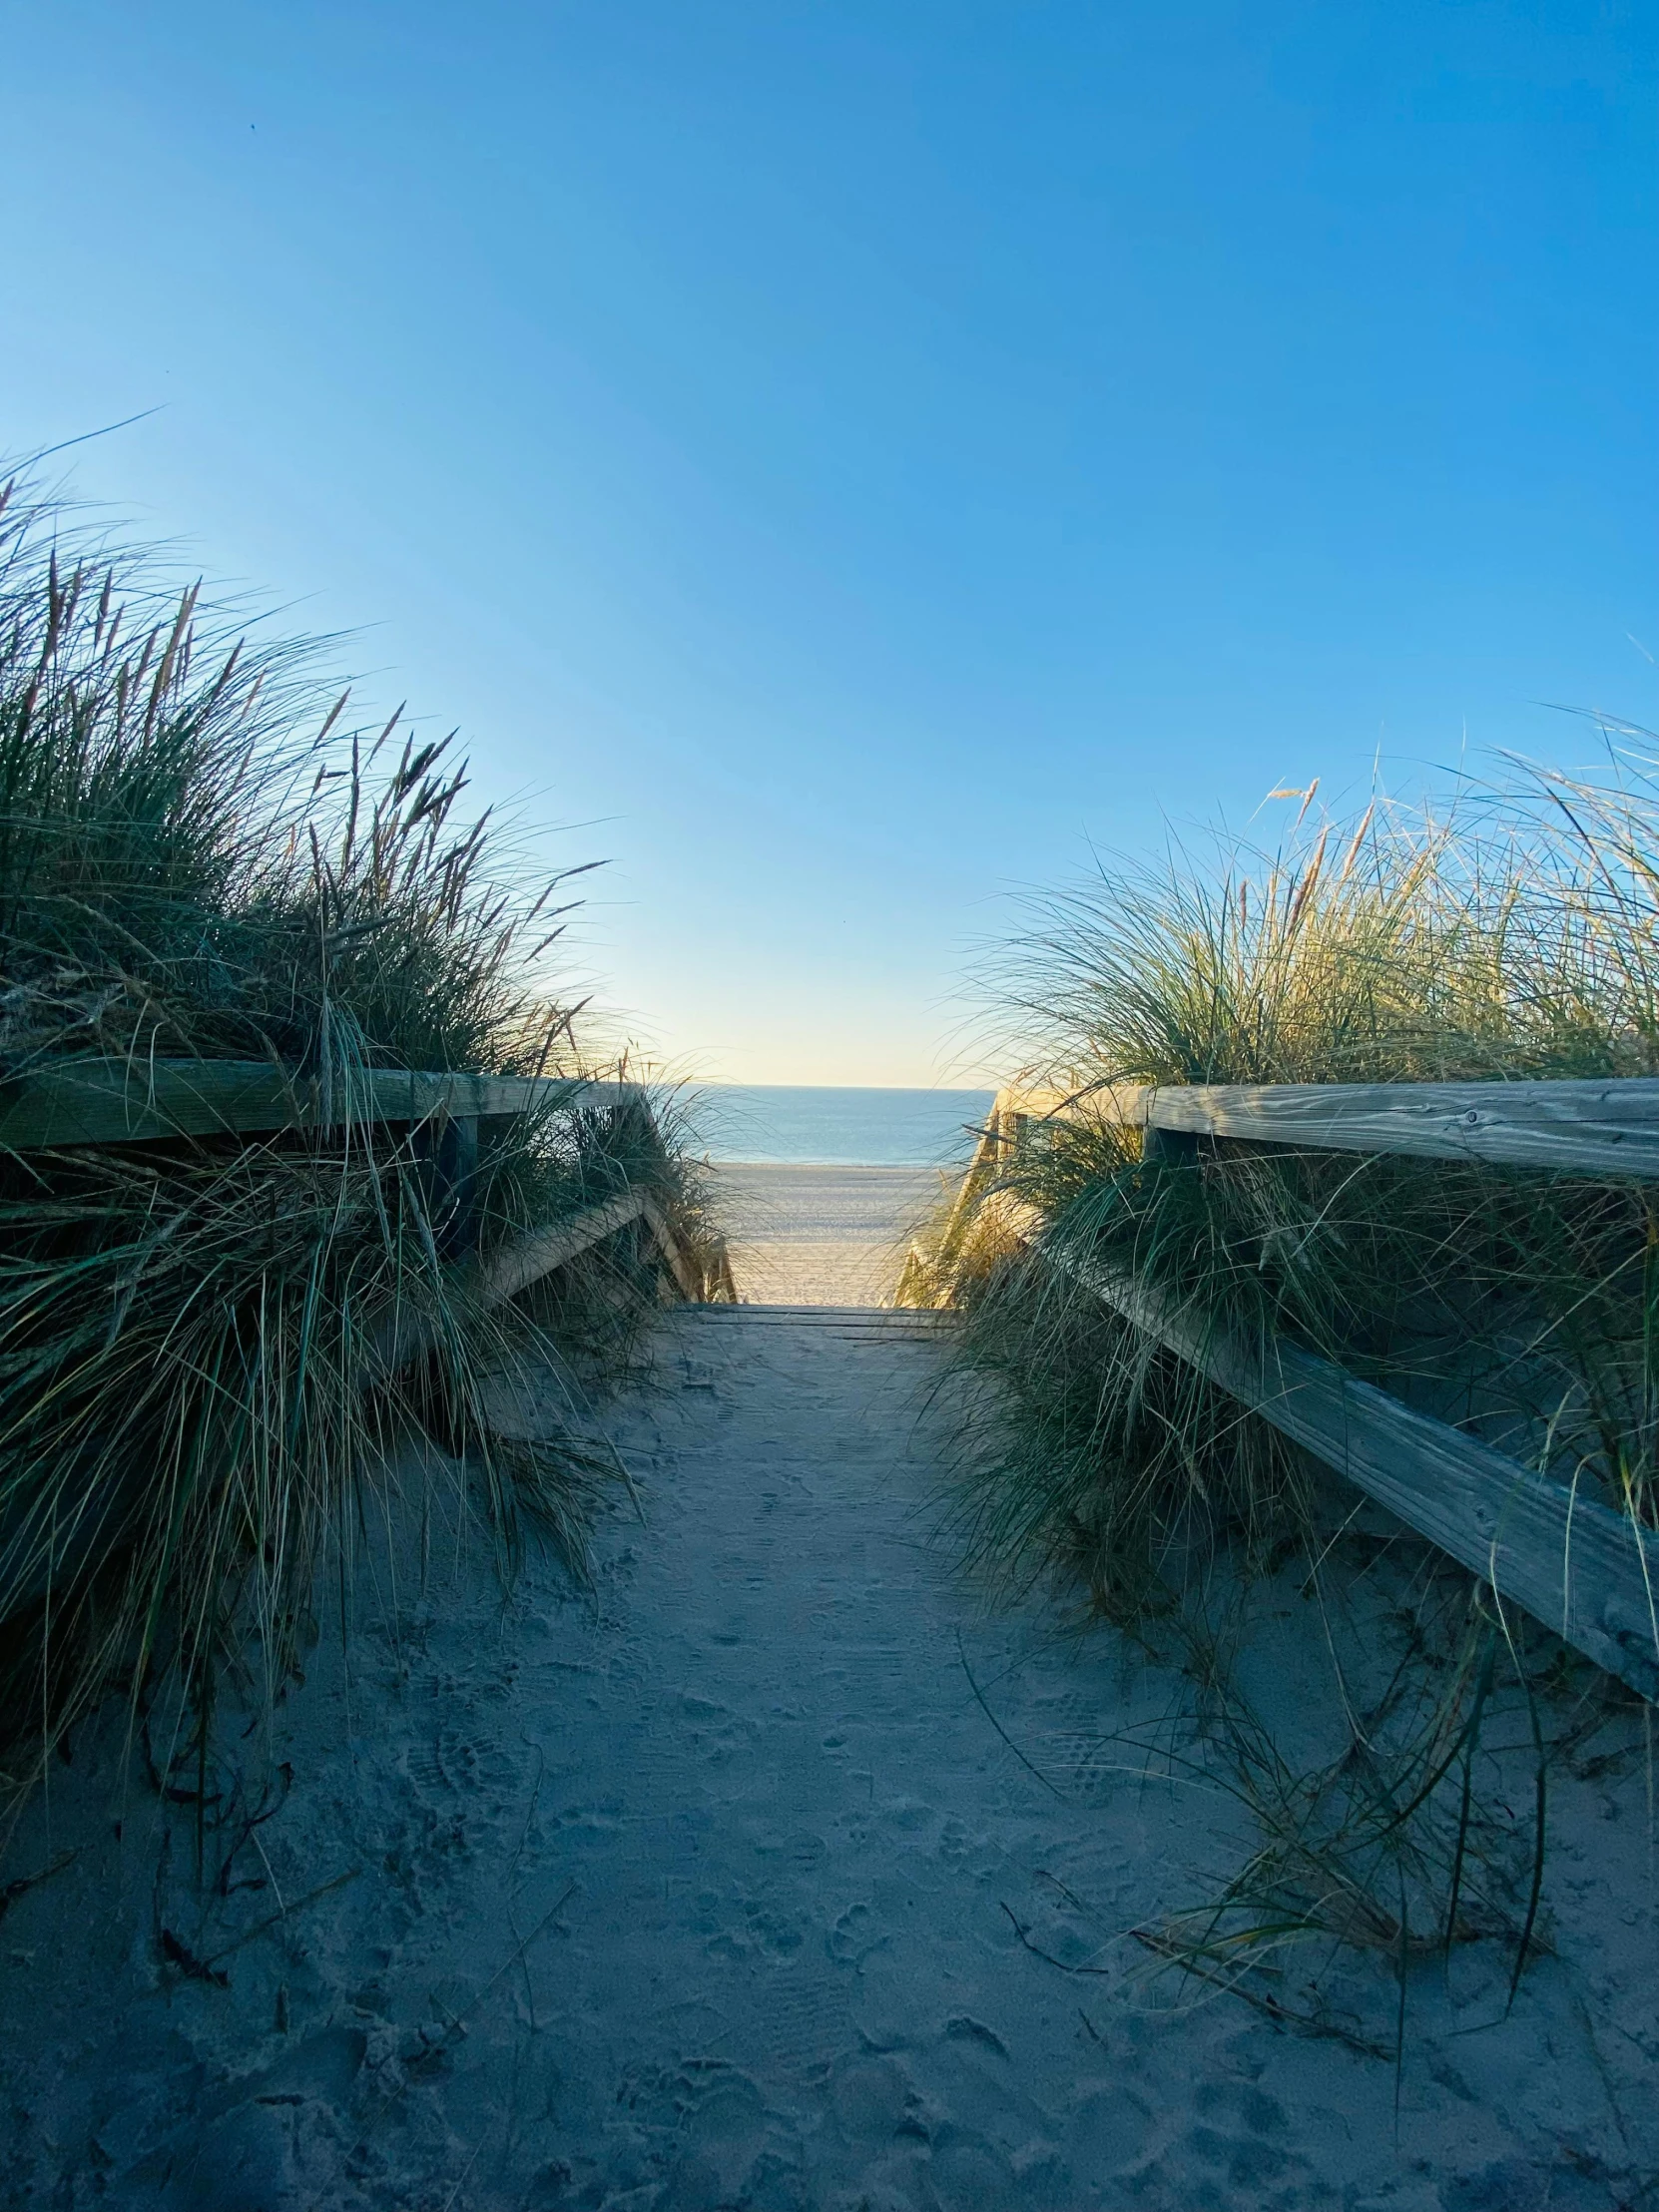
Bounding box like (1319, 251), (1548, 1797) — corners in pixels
(7, 1299), (1645, 2204)
(2, 1123), (1647, 2207)
(713, 1163), (949, 1305)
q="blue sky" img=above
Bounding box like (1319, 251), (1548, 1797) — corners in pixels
(2, 2), (1653, 1081)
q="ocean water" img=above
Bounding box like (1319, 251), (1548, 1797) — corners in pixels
(689, 1085), (996, 1167)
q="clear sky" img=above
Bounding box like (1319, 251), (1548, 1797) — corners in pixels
(1, 3), (1653, 1082)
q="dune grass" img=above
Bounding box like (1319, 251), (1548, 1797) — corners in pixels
(903, 771), (1659, 2006)
(909, 778), (1659, 1588)
(0, 476), (723, 1805)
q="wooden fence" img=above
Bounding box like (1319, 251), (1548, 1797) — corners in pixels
(0, 1053), (735, 1319)
(929, 1077), (1659, 1701)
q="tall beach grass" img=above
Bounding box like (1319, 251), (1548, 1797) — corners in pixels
(0, 476), (722, 1806)
(903, 767), (1659, 2009)
(911, 772), (1659, 1585)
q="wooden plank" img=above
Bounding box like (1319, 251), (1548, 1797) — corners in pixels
(640, 1193), (703, 1303)
(0, 1058), (641, 1150)
(0, 1058), (306, 1147)
(430, 1186), (720, 1327)
(1033, 1231), (1659, 1700)
(998, 1076), (1659, 1178)
(476, 1190), (649, 1308)
(933, 1102), (1024, 1255)
(1124, 1078), (1659, 1179)
(373, 1189), (671, 1371)
(425, 1115), (481, 1263)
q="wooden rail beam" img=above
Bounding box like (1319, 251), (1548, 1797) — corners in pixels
(371, 1183), (732, 1372)
(1011, 1077), (1659, 1181)
(476, 1190), (650, 1310)
(0, 1058), (642, 1152)
(0, 1056), (728, 1317)
(1032, 1230), (1659, 1700)
(946, 1087), (1659, 1691)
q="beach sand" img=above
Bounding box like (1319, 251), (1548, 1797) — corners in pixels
(2, 1305), (1653, 2207)
(715, 1163), (951, 1306)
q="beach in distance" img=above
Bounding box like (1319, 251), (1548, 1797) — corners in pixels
(688, 1084), (995, 1168)
(687, 1086), (994, 1304)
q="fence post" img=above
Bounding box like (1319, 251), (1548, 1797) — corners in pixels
(1142, 1124), (1200, 1165)
(417, 1112), (481, 1261)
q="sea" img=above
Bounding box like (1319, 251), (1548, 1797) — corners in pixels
(688, 1085), (996, 1168)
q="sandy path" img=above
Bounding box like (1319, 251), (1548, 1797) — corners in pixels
(2, 1308), (1653, 2208)
(714, 1166), (948, 1305)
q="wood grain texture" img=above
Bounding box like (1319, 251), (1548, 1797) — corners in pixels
(869, 1072), (1659, 1189)
(476, 1190), (650, 1307)
(1036, 1234), (1659, 1699)
(372, 1190), (666, 1372)
(0, 1058), (641, 1149)
(640, 1193), (705, 1303)
(963, 1092), (1659, 1688)
(1012, 1077), (1659, 1179)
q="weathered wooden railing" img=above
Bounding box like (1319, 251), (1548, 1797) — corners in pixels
(924, 1076), (1659, 1700)
(0, 1055), (735, 1315)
